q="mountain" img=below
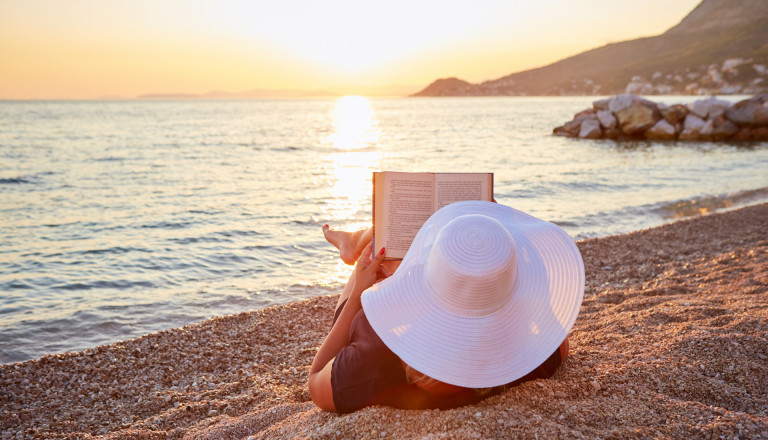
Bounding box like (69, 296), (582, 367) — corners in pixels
(413, 0), (768, 97)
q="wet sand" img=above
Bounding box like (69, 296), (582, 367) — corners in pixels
(2, 203), (767, 439)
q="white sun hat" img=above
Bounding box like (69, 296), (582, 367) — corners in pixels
(361, 201), (584, 388)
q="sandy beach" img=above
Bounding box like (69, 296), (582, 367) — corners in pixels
(2, 203), (767, 439)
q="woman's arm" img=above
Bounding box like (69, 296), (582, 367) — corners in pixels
(308, 244), (385, 411)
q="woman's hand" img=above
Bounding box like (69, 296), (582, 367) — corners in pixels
(351, 243), (386, 297)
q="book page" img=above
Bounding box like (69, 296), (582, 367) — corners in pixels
(374, 172), (493, 260)
(434, 173), (493, 210)
(374, 172), (434, 259)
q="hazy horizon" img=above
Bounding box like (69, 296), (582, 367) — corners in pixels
(1, 0), (702, 100)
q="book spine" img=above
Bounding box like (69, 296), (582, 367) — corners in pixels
(372, 172), (377, 259)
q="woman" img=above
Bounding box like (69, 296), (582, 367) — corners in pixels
(308, 201), (584, 413)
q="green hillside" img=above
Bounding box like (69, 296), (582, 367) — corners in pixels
(414, 0), (768, 96)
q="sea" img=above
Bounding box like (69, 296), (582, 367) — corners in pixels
(2, 96), (767, 364)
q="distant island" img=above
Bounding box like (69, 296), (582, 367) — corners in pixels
(413, 0), (768, 97)
(136, 84), (418, 100)
(137, 89), (334, 100)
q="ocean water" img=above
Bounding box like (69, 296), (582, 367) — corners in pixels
(1, 96), (767, 364)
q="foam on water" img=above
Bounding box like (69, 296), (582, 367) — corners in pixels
(561, 186), (768, 240)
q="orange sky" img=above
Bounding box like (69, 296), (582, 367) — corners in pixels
(0, 0), (702, 99)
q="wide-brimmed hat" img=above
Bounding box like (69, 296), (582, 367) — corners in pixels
(361, 201), (584, 388)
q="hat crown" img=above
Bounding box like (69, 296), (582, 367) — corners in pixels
(425, 214), (517, 317)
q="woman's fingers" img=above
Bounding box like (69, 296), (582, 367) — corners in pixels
(358, 242), (373, 264)
(372, 246), (385, 266)
(377, 264), (392, 280)
(354, 243), (386, 291)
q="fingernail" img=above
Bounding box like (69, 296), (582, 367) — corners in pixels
(379, 247), (385, 255)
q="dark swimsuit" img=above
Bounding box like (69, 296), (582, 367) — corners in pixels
(330, 299), (565, 413)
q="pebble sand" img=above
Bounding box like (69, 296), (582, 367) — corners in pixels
(2, 204), (767, 439)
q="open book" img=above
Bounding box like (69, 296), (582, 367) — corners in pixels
(373, 171), (493, 260)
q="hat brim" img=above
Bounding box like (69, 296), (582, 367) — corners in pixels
(361, 201), (584, 388)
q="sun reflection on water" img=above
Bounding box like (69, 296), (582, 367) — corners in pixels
(329, 95), (380, 150)
(320, 96), (383, 283)
(322, 96), (383, 224)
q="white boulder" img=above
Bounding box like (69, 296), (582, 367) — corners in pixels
(699, 119), (715, 140)
(679, 114), (707, 140)
(645, 119), (677, 140)
(725, 94), (768, 126)
(592, 98), (611, 110)
(608, 94), (639, 114)
(579, 119), (602, 139)
(690, 98), (731, 119)
(596, 110), (617, 130)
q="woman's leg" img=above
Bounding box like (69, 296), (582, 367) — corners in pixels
(335, 268), (359, 311)
(322, 225), (372, 265)
(324, 224), (401, 312)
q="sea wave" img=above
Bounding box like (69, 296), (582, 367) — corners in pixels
(54, 280), (157, 291)
(566, 186), (768, 240)
(653, 186), (768, 220)
(0, 177), (32, 184)
(0, 281), (341, 364)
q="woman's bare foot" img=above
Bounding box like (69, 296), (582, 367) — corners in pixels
(322, 225), (373, 265)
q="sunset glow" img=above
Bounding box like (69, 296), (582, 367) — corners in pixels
(0, 0), (702, 99)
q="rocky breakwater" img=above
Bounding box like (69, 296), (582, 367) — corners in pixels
(553, 94), (768, 141)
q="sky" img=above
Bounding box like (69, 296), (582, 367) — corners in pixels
(0, 0), (702, 99)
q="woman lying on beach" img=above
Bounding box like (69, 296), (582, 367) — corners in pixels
(308, 201), (585, 413)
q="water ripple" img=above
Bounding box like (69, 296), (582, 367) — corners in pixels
(1, 97), (767, 364)
(0, 177), (32, 184)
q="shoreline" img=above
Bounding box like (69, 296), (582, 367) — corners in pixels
(5, 190), (768, 366)
(2, 203), (767, 439)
